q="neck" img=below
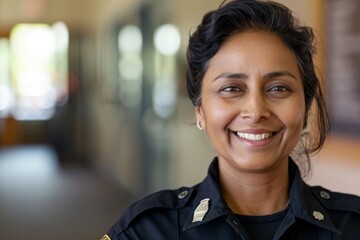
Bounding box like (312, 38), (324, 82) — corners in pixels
(219, 159), (290, 216)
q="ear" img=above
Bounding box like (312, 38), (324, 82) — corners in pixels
(195, 105), (205, 129)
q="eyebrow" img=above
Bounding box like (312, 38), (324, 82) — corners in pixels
(214, 73), (247, 81)
(213, 71), (298, 81)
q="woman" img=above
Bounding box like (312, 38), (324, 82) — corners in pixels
(102, 0), (360, 239)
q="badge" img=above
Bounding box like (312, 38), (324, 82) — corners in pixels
(100, 234), (111, 240)
(313, 211), (324, 221)
(192, 198), (210, 223)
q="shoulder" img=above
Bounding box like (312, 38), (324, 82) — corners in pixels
(310, 185), (360, 214)
(108, 185), (198, 237)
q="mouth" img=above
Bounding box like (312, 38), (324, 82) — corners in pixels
(235, 132), (274, 141)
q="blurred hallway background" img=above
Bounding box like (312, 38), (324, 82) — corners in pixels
(0, 0), (359, 239)
(0, 144), (132, 239)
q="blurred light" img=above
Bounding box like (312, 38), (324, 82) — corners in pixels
(52, 21), (69, 106)
(52, 21), (69, 52)
(118, 25), (142, 54)
(152, 24), (181, 118)
(153, 80), (177, 119)
(11, 24), (55, 59)
(118, 55), (143, 107)
(9, 23), (61, 121)
(0, 38), (12, 118)
(154, 24), (181, 56)
(119, 55), (143, 80)
(18, 72), (52, 97)
(118, 25), (143, 108)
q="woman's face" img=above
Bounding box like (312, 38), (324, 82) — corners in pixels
(196, 31), (305, 173)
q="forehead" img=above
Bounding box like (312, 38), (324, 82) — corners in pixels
(205, 30), (300, 78)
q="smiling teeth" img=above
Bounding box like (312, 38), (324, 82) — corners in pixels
(236, 132), (273, 141)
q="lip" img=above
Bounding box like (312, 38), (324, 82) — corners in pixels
(232, 128), (281, 148)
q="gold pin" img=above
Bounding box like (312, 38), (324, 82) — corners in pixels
(100, 234), (111, 240)
(192, 198), (210, 223)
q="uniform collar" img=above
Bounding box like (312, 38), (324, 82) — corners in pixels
(183, 158), (229, 231)
(287, 159), (341, 234)
(183, 157), (341, 235)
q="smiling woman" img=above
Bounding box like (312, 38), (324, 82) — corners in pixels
(196, 31), (305, 178)
(102, 1), (360, 239)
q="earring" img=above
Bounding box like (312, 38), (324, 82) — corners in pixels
(196, 120), (203, 130)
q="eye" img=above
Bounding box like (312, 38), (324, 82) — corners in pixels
(218, 85), (245, 98)
(269, 85), (290, 92)
(221, 86), (241, 92)
(267, 84), (292, 98)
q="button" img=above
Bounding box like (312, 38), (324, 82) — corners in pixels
(178, 190), (188, 199)
(320, 190), (331, 200)
(313, 211), (325, 221)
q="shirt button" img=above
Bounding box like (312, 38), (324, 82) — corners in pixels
(320, 190), (331, 200)
(178, 190), (188, 199)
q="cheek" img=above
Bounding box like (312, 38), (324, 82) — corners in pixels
(203, 100), (237, 129)
(282, 102), (306, 135)
(290, 114), (305, 133)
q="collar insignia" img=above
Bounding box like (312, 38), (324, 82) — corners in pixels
(100, 235), (111, 240)
(313, 211), (325, 221)
(192, 198), (210, 223)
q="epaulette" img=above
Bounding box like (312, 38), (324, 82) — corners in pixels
(311, 186), (360, 214)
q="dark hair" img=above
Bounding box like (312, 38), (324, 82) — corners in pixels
(186, 0), (330, 174)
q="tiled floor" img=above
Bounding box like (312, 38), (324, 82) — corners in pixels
(0, 144), (133, 240)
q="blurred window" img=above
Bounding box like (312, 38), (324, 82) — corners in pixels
(8, 22), (69, 121)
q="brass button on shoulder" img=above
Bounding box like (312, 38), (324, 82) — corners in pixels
(320, 190), (331, 200)
(178, 190), (188, 199)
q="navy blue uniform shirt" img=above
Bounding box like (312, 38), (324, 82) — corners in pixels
(102, 158), (360, 239)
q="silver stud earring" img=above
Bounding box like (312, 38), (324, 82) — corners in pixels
(196, 120), (203, 130)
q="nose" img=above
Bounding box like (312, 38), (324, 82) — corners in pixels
(240, 91), (271, 123)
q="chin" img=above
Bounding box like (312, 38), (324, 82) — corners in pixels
(232, 155), (285, 173)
